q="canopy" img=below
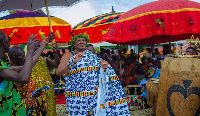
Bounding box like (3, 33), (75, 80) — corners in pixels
(0, 10), (71, 44)
(103, 0), (200, 45)
(72, 11), (124, 43)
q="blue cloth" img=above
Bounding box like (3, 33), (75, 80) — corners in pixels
(0, 81), (4, 91)
(139, 78), (149, 99)
(160, 55), (166, 61)
(65, 50), (130, 116)
(0, 59), (8, 91)
(141, 89), (147, 98)
(152, 67), (161, 78)
(139, 78), (149, 86)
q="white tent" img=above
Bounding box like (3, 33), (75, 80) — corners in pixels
(42, 0), (103, 27)
(90, 42), (117, 47)
(0, 10), (10, 17)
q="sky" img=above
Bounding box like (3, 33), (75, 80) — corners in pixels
(94, 0), (200, 13)
(46, 0), (103, 27)
(93, 0), (158, 13)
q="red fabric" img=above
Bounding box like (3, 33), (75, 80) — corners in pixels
(56, 94), (66, 104)
(72, 12), (124, 43)
(103, 0), (200, 45)
(127, 96), (130, 99)
(130, 100), (134, 103)
(118, 0), (200, 21)
(1, 26), (71, 45)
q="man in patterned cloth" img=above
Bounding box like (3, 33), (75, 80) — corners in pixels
(56, 33), (130, 116)
(0, 30), (39, 116)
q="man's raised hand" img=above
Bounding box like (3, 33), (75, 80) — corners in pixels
(27, 34), (40, 53)
(47, 32), (55, 43)
(73, 52), (84, 63)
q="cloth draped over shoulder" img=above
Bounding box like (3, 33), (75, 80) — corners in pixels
(0, 59), (26, 116)
(64, 50), (130, 116)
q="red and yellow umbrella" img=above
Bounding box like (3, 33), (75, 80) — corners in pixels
(103, 0), (200, 45)
(72, 11), (124, 43)
(0, 10), (71, 45)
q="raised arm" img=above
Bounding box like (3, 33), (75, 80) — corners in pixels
(56, 52), (83, 76)
(0, 35), (39, 83)
(9, 66), (23, 72)
(100, 59), (109, 69)
(56, 52), (73, 76)
(46, 44), (60, 67)
(33, 32), (55, 65)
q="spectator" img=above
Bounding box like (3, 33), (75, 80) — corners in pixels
(186, 47), (197, 55)
(86, 44), (95, 53)
(0, 30), (39, 115)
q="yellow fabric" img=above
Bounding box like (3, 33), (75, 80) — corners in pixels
(0, 17), (70, 29)
(31, 56), (56, 116)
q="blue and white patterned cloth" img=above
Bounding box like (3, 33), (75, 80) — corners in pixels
(65, 50), (130, 116)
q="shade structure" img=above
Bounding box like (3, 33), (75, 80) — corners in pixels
(0, 0), (79, 11)
(0, 10), (71, 45)
(0, 0), (80, 45)
(72, 11), (124, 43)
(103, 0), (200, 45)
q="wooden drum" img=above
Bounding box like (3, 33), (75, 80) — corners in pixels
(146, 78), (159, 114)
(156, 56), (200, 116)
(124, 85), (144, 110)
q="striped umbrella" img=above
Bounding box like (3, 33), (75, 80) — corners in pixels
(0, 10), (71, 45)
(72, 10), (124, 43)
(0, 0), (80, 44)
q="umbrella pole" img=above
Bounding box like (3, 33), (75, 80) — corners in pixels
(44, 0), (56, 44)
(151, 44), (154, 57)
(117, 44), (122, 75)
(168, 35), (171, 54)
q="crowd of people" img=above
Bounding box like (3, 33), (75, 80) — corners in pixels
(85, 43), (198, 108)
(0, 29), (198, 116)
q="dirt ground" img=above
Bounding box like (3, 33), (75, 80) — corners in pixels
(130, 108), (152, 116)
(56, 104), (152, 116)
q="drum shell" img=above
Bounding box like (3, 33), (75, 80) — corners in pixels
(125, 85), (143, 110)
(146, 79), (159, 114)
(156, 57), (200, 116)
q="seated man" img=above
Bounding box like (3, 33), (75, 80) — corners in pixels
(186, 47), (197, 55)
(151, 58), (162, 78)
